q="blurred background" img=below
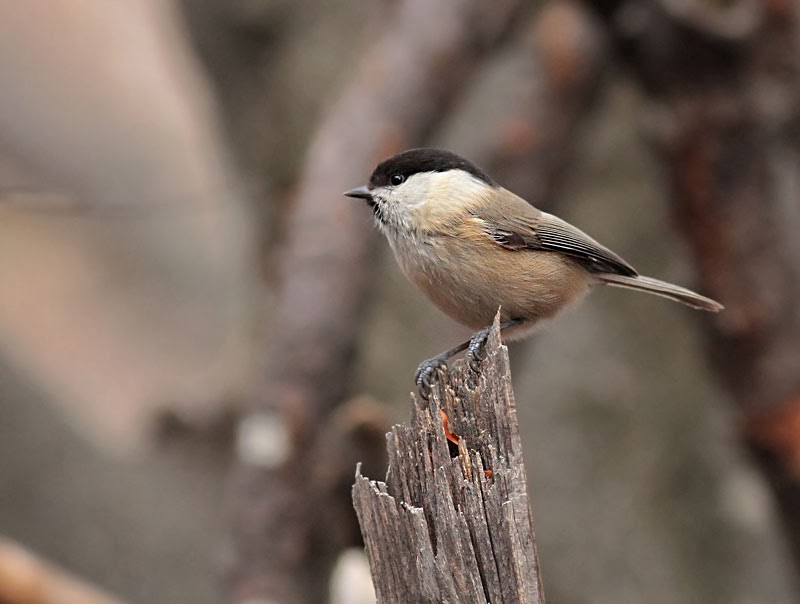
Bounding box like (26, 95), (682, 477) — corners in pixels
(0, 1), (799, 603)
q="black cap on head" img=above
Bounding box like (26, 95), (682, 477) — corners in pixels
(369, 148), (497, 188)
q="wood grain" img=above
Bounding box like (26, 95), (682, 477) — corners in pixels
(353, 314), (544, 603)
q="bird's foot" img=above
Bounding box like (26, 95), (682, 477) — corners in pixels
(415, 354), (448, 399)
(466, 327), (491, 374)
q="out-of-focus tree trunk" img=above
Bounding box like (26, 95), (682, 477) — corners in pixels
(0, 0), (253, 452)
(592, 0), (800, 583)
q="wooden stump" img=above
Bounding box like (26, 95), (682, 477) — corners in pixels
(353, 313), (544, 603)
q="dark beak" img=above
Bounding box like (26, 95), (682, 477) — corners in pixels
(343, 185), (372, 201)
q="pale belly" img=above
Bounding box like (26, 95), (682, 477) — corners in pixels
(391, 235), (592, 330)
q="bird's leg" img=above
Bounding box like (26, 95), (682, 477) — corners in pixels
(466, 327), (491, 374)
(415, 318), (524, 398)
(466, 318), (524, 373)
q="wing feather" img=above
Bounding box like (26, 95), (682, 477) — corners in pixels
(477, 210), (638, 277)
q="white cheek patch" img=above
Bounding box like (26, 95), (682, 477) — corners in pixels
(380, 169), (491, 236)
(392, 174), (431, 209)
(428, 171), (489, 205)
(420, 171), (491, 227)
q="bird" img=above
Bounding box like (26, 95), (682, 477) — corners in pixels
(345, 148), (722, 395)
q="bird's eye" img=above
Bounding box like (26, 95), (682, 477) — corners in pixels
(389, 174), (405, 186)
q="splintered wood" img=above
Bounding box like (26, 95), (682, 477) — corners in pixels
(352, 314), (544, 603)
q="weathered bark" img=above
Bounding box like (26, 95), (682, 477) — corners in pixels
(354, 315), (544, 604)
(591, 0), (800, 581)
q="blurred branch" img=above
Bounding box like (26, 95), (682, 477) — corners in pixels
(473, 0), (610, 204)
(593, 0), (800, 581)
(354, 315), (544, 603)
(0, 538), (128, 604)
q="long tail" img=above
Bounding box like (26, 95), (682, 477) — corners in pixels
(599, 274), (723, 312)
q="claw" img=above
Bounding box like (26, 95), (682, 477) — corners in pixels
(418, 381), (432, 400)
(415, 356), (448, 399)
(468, 355), (482, 374)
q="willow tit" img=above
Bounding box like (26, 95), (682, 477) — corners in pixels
(345, 148), (722, 394)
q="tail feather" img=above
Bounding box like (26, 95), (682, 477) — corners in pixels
(599, 274), (723, 312)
